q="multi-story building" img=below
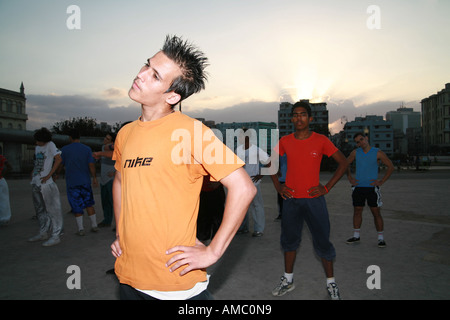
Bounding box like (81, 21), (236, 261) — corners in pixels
(215, 121), (277, 155)
(386, 106), (421, 155)
(421, 83), (450, 154)
(278, 99), (329, 137)
(343, 115), (394, 157)
(0, 83), (29, 172)
(278, 102), (293, 138)
(0, 83), (27, 130)
(195, 118), (216, 129)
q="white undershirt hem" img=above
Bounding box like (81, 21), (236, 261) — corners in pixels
(136, 274), (210, 300)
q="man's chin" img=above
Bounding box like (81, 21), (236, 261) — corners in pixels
(128, 90), (141, 104)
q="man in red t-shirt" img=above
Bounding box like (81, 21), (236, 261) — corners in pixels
(270, 101), (348, 300)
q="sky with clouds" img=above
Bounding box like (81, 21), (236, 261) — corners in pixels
(1, 0), (449, 134)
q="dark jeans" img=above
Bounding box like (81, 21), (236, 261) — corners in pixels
(119, 284), (214, 300)
(100, 180), (114, 225)
(281, 196), (336, 261)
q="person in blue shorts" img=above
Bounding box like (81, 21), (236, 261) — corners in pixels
(61, 129), (99, 235)
(270, 101), (348, 300)
(346, 132), (394, 247)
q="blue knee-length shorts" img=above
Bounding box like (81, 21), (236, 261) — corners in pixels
(281, 196), (336, 261)
(67, 184), (95, 214)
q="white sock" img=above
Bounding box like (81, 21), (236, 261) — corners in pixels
(353, 229), (360, 238)
(327, 277), (336, 285)
(89, 214), (98, 228)
(75, 216), (83, 231)
(284, 272), (293, 283)
(378, 231), (384, 241)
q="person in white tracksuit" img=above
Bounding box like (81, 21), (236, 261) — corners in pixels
(28, 127), (63, 247)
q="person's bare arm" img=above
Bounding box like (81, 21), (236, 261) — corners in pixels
(40, 154), (62, 184)
(270, 173), (294, 199)
(165, 167), (256, 276)
(346, 150), (358, 185)
(93, 150), (114, 159)
(308, 150), (348, 197)
(371, 150), (394, 186)
(111, 171), (122, 258)
(88, 162), (98, 187)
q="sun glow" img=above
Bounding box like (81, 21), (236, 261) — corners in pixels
(291, 65), (334, 103)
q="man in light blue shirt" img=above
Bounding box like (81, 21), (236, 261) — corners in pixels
(346, 132), (394, 247)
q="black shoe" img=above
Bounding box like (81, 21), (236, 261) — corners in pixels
(105, 268), (115, 275)
(252, 231), (263, 237)
(346, 237), (360, 244)
(98, 222), (111, 228)
(378, 240), (386, 248)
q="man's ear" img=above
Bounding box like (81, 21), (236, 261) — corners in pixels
(166, 92), (181, 106)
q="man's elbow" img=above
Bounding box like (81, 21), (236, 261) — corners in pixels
(245, 180), (257, 201)
(222, 168), (256, 201)
(250, 183), (257, 198)
(237, 173), (257, 202)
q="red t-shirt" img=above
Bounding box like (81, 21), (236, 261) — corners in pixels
(275, 132), (338, 198)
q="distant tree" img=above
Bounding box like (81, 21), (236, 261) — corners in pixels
(51, 117), (109, 137)
(112, 121), (125, 133)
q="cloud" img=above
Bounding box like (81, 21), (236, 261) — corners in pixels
(183, 100), (279, 124)
(24, 93), (421, 136)
(326, 99), (421, 134)
(102, 87), (128, 99)
(26, 94), (280, 131)
(26, 94), (140, 130)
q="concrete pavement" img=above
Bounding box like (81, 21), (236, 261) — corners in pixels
(0, 168), (449, 300)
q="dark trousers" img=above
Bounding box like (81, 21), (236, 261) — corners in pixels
(119, 284), (214, 300)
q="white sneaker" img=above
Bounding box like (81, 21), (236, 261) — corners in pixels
(42, 237), (61, 247)
(272, 276), (295, 296)
(28, 233), (48, 242)
(327, 282), (341, 300)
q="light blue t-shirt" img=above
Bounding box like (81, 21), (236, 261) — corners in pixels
(355, 147), (379, 187)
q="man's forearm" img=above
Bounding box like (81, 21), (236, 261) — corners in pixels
(270, 173), (282, 192)
(49, 156), (62, 177)
(88, 163), (96, 179)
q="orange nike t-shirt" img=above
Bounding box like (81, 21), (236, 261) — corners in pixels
(275, 132), (338, 198)
(113, 112), (243, 291)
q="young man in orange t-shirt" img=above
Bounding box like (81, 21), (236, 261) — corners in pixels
(111, 35), (256, 300)
(270, 101), (348, 300)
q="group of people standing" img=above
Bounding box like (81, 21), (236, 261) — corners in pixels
(268, 102), (394, 300)
(4, 34), (396, 301)
(106, 35), (395, 301)
(26, 128), (116, 247)
(233, 101), (394, 300)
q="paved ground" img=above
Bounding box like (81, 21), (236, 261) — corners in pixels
(1, 168), (449, 300)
